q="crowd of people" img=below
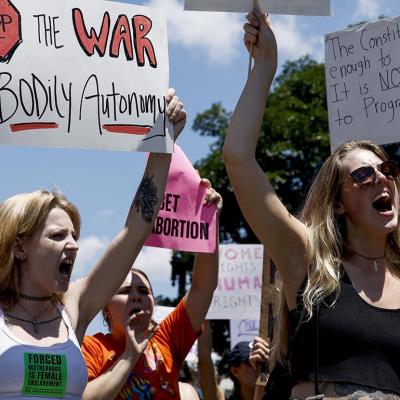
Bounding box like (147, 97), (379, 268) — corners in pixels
(1, 6), (400, 400)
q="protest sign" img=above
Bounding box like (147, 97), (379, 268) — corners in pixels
(145, 144), (217, 253)
(184, 0), (331, 16)
(230, 319), (259, 349)
(0, 0), (173, 153)
(206, 244), (263, 320)
(325, 17), (400, 150)
(154, 305), (198, 363)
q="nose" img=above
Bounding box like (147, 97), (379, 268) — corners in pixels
(128, 286), (141, 301)
(66, 234), (79, 252)
(375, 168), (387, 185)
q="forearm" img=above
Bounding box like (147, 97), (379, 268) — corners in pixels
(198, 354), (224, 400)
(185, 220), (219, 331)
(83, 353), (138, 400)
(223, 59), (275, 163)
(76, 152), (171, 331)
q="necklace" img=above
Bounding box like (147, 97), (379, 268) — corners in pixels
(4, 313), (61, 334)
(5, 301), (58, 334)
(19, 293), (53, 302)
(350, 249), (386, 272)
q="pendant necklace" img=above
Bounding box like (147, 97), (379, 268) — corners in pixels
(350, 249), (386, 272)
(5, 301), (60, 334)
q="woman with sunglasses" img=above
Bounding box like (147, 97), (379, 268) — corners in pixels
(223, 9), (400, 400)
(0, 89), (186, 399)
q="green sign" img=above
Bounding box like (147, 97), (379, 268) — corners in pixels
(22, 352), (67, 398)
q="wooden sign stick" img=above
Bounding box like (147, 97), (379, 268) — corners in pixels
(253, 253), (278, 400)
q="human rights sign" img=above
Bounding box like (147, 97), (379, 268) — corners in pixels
(0, 0), (173, 153)
(206, 244), (263, 320)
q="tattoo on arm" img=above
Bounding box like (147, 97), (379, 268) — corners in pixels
(333, 383), (400, 399)
(131, 174), (159, 224)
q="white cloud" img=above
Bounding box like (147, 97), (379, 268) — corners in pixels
(72, 235), (110, 279)
(134, 246), (176, 298)
(273, 15), (323, 62)
(354, 0), (382, 19)
(144, 0), (243, 64)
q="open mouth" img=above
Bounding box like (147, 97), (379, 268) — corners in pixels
(59, 259), (74, 279)
(129, 307), (142, 316)
(372, 191), (393, 213)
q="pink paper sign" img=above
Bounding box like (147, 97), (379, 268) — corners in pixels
(145, 144), (217, 253)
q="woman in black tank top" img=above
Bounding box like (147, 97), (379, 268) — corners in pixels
(223, 8), (400, 400)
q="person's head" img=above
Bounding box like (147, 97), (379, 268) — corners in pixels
(0, 189), (80, 308)
(227, 342), (257, 393)
(302, 140), (400, 315)
(103, 267), (156, 340)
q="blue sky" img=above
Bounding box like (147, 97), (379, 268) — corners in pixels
(1, 0), (400, 334)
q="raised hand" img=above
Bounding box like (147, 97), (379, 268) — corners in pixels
(165, 88), (187, 141)
(244, 10), (277, 69)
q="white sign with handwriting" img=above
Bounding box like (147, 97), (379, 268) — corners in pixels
(206, 244), (263, 320)
(325, 17), (400, 150)
(0, 0), (173, 153)
(184, 0), (331, 16)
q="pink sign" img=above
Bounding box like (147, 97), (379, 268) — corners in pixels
(145, 144), (217, 253)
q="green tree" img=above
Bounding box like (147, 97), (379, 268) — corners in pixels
(195, 56), (331, 244)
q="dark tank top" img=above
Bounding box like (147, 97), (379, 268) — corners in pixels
(289, 267), (400, 394)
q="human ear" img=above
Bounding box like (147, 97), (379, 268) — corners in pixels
(229, 366), (240, 380)
(334, 201), (345, 215)
(13, 237), (27, 262)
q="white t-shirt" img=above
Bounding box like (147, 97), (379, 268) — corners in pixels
(0, 304), (88, 399)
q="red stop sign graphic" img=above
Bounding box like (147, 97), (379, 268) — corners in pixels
(0, 0), (21, 62)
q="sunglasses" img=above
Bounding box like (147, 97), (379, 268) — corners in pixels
(349, 160), (400, 188)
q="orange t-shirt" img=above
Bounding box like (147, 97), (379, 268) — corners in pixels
(81, 299), (199, 399)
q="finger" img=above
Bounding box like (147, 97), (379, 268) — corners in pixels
(246, 12), (259, 27)
(169, 101), (184, 122)
(166, 95), (179, 117)
(165, 87), (176, 103)
(243, 23), (259, 36)
(200, 178), (212, 188)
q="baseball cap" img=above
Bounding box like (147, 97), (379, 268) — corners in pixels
(227, 341), (251, 367)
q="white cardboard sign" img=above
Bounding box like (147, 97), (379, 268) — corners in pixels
(230, 319), (259, 349)
(0, 0), (173, 153)
(184, 0), (331, 16)
(325, 17), (400, 150)
(206, 244), (263, 320)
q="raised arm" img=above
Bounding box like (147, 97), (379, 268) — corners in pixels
(222, 11), (307, 307)
(198, 320), (225, 400)
(184, 180), (222, 331)
(68, 89), (187, 341)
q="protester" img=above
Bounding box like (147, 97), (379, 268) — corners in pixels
(223, 8), (400, 399)
(226, 340), (269, 400)
(0, 88), (186, 399)
(198, 321), (269, 400)
(81, 183), (222, 399)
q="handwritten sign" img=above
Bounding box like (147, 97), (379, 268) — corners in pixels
(145, 144), (217, 253)
(206, 244), (263, 320)
(325, 17), (400, 150)
(0, 0), (173, 153)
(154, 305), (198, 363)
(184, 0), (331, 16)
(230, 319), (259, 349)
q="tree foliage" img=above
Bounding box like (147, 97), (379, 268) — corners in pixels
(194, 56), (331, 244)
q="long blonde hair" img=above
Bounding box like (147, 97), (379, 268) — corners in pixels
(0, 189), (80, 308)
(302, 140), (400, 316)
(271, 140), (400, 367)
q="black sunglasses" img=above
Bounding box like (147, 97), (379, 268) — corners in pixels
(349, 160), (400, 188)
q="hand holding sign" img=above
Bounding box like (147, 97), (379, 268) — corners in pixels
(166, 88), (187, 141)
